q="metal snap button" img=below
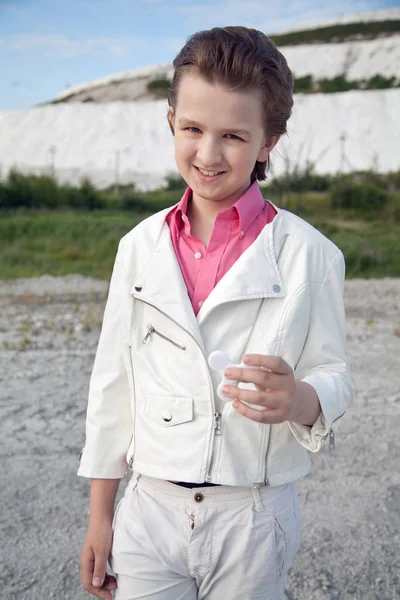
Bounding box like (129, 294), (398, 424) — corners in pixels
(134, 284), (142, 292)
(194, 493), (204, 503)
(162, 413), (172, 422)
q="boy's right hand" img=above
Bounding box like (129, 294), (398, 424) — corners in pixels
(80, 522), (117, 600)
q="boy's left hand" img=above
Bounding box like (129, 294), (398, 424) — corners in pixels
(222, 354), (300, 424)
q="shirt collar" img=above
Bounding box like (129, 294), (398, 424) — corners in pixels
(232, 180), (266, 234)
(172, 186), (192, 233)
(169, 180), (266, 234)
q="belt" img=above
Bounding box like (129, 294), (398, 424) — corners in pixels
(169, 481), (221, 488)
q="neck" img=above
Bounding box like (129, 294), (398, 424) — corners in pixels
(187, 199), (216, 247)
(187, 180), (253, 245)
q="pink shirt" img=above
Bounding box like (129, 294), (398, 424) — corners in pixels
(166, 181), (277, 315)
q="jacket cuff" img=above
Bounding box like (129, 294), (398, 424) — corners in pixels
(78, 449), (128, 479)
(288, 412), (329, 453)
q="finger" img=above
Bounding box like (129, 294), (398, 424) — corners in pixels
(80, 545), (95, 591)
(232, 399), (284, 424)
(80, 548), (114, 600)
(88, 586), (113, 600)
(103, 574), (118, 591)
(244, 354), (291, 374)
(225, 367), (289, 391)
(222, 385), (282, 409)
(86, 581), (114, 600)
(92, 554), (108, 589)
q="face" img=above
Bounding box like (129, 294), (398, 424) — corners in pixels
(169, 72), (279, 211)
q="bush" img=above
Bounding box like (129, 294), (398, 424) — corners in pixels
(366, 75), (397, 90)
(78, 178), (105, 210)
(294, 75), (313, 93)
(269, 163), (331, 195)
(330, 178), (389, 211)
(318, 75), (355, 93)
(147, 78), (171, 99)
(121, 193), (148, 212)
(2, 169), (36, 208)
(30, 175), (62, 208)
(0, 170), (64, 209)
(165, 173), (186, 191)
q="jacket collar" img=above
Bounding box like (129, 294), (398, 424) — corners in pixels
(131, 206), (287, 344)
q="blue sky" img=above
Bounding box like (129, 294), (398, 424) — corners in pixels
(0, 0), (398, 110)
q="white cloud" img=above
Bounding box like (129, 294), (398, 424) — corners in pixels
(0, 33), (144, 58)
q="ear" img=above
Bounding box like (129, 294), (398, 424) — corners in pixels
(168, 107), (175, 130)
(257, 135), (280, 162)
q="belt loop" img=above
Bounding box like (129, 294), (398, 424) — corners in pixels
(251, 484), (264, 512)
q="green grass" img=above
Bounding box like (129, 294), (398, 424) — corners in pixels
(1, 194), (399, 280)
(0, 211), (148, 279)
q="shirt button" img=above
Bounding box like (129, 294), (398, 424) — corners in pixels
(240, 231), (245, 238)
(194, 252), (202, 259)
(198, 301), (204, 308)
(194, 493), (204, 503)
(162, 412), (172, 422)
(273, 284), (281, 293)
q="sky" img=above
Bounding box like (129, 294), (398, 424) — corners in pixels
(0, 0), (398, 111)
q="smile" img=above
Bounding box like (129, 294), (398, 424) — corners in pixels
(195, 166), (224, 177)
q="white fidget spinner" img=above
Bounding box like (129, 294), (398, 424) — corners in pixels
(208, 350), (258, 402)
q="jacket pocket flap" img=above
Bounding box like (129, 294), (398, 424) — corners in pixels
(144, 395), (193, 427)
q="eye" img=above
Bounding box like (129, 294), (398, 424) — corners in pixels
(225, 133), (243, 141)
(185, 127), (201, 133)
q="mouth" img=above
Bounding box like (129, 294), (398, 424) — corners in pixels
(194, 166), (225, 180)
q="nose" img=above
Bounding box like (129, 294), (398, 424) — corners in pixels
(196, 135), (222, 168)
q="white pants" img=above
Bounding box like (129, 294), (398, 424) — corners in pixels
(110, 473), (301, 600)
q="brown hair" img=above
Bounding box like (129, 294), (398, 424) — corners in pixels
(167, 26), (293, 181)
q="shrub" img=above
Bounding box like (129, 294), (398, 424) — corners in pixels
(165, 173), (186, 191)
(1, 170), (62, 209)
(78, 178), (105, 210)
(147, 78), (171, 99)
(121, 193), (148, 212)
(269, 163), (331, 195)
(294, 75), (313, 93)
(148, 78), (171, 90)
(367, 75), (397, 90)
(2, 169), (36, 208)
(30, 175), (61, 209)
(0, 180), (6, 209)
(330, 178), (389, 211)
(318, 75), (355, 93)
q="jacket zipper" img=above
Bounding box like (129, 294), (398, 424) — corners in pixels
(328, 411), (346, 450)
(132, 297), (217, 480)
(142, 324), (186, 351)
(206, 412), (222, 483)
(259, 422), (272, 487)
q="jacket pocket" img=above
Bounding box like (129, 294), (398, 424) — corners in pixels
(143, 394), (193, 427)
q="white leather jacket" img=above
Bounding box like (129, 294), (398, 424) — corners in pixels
(78, 204), (355, 486)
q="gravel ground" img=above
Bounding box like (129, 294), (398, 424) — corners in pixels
(1, 275), (399, 600)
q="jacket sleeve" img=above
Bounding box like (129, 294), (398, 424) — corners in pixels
(78, 239), (133, 478)
(289, 249), (355, 452)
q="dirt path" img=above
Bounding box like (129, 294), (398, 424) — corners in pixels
(1, 276), (399, 600)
